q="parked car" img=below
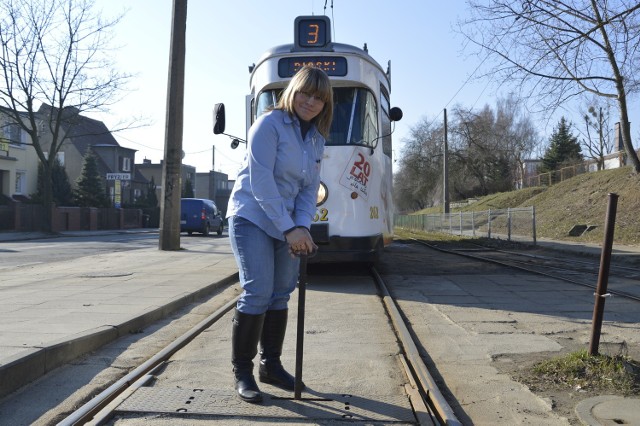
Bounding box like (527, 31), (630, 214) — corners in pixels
(180, 198), (224, 236)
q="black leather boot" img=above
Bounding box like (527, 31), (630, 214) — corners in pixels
(231, 310), (265, 403)
(258, 309), (303, 391)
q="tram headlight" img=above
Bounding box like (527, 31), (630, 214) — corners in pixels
(316, 181), (328, 206)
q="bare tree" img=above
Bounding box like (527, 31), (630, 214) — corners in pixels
(394, 119), (444, 211)
(450, 95), (539, 197)
(451, 106), (501, 197)
(581, 100), (614, 170)
(461, 0), (640, 173)
(0, 0), (129, 231)
(494, 95), (540, 184)
(394, 95), (539, 209)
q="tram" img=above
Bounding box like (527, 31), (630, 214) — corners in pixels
(214, 15), (402, 263)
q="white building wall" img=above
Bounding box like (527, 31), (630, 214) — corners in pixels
(1, 124), (39, 199)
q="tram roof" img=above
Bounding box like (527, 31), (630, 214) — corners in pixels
(251, 42), (389, 79)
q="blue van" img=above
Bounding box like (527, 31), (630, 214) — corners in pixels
(180, 198), (224, 236)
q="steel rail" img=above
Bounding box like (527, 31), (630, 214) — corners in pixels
(412, 239), (640, 304)
(371, 266), (462, 426)
(58, 294), (239, 425)
(431, 239), (639, 275)
(460, 242), (640, 278)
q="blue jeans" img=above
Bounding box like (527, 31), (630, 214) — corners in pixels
(229, 216), (300, 315)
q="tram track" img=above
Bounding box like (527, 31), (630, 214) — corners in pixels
(371, 266), (461, 426)
(411, 239), (640, 304)
(58, 296), (239, 425)
(56, 268), (460, 426)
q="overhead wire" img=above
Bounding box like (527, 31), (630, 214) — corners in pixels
(425, 12), (521, 129)
(323, 0), (335, 40)
(116, 131), (241, 169)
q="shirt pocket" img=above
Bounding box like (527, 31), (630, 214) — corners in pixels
(301, 149), (312, 187)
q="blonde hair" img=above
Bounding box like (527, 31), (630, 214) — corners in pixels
(276, 65), (333, 138)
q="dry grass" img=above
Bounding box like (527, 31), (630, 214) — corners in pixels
(413, 166), (640, 246)
(525, 350), (640, 396)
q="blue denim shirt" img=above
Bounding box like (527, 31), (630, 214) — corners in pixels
(226, 109), (325, 240)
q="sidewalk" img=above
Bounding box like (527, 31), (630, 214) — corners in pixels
(0, 229), (239, 399)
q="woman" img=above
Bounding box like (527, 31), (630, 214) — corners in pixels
(226, 65), (333, 403)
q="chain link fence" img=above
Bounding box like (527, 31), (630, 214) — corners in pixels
(395, 207), (537, 244)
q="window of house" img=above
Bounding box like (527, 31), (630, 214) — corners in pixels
(7, 124), (22, 147)
(120, 156), (131, 172)
(43, 152), (65, 165)
(15, 171), (26, 194)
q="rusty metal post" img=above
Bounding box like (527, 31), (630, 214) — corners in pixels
(532, 206), (537, 245)
(294, 254), (308, 399)
(588, 193), (618, 356)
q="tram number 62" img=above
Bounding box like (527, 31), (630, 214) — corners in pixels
(314, 207), (329, 222)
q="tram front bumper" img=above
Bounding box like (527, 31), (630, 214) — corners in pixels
(309, 224), (384, 263)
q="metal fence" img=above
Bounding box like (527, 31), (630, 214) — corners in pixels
(523, 163), (588, 188)
(394, 206), (537, 244)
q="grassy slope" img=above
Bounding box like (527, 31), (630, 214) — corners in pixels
(412, 166), (640, 246)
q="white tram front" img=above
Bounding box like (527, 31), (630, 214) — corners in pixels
(215, 16), (402, 263)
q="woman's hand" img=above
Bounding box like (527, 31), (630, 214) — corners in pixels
(285, 227), (318, 258)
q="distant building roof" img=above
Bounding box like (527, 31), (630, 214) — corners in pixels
(37, 104), (119, 156)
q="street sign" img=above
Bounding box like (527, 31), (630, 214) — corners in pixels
(106, 173), (131, 180)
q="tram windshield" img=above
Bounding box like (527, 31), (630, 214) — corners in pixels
(255, 87), (379, 147)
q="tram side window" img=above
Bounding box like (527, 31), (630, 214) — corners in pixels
(380, 87), (392, 157)
(255, 90), (281, 119)
(328, 87), (378, 147)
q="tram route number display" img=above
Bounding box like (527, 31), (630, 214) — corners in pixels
(340, 149), (371, 200)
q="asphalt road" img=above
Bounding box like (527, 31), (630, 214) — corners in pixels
(0, 232), (227, 270)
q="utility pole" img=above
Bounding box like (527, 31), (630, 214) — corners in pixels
(443, 108), (450, 214)
(159, 0), (188, 250)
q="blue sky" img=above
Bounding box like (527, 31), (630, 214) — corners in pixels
(94, 1), (638, 176)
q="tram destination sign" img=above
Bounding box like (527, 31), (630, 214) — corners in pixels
(278, 56), (347, 77)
